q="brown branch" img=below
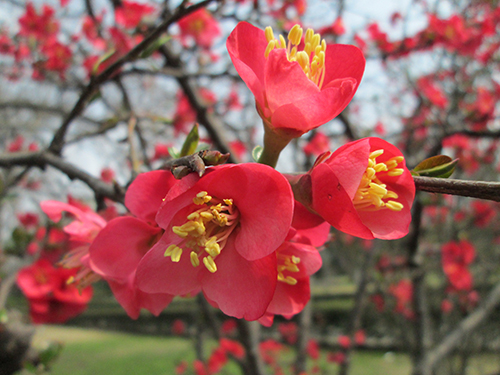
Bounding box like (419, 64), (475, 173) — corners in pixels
(0, 151), (125, 204)
(414, 176), (500, 202)
(48, 0), (221, 155)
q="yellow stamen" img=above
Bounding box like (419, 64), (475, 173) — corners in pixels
(353, 149), (407, 212)
(264, 24), (327, 89)
(203, 256), (217, 273)
(277, 253), (301, 285)
(190, 251), (200, 267)
(167, 191), (240, 274)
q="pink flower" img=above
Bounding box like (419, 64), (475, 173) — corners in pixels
(258, 208), (328, 326)
(227, 22), (365, 138)
(291, 137), (415, 239)
(441, 240), (475, 291)
(115, 1), (156, 29)
(178, 9), (221, 49)
(18, 3), (59, 41)
(17, 259), (92, 324)
(137, 163), (294, 320)
(88, 170), (177, 318)
(303, 132), (330, 157)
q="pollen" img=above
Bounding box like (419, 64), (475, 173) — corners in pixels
(264, 24), (327, 89)
(277, 253), (301, 286)
(353, 149), (405, 212)
(165, 191), (240, 273)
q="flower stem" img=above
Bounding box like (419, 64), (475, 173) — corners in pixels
(257, 126), (292, 168)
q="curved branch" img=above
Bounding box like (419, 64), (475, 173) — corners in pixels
(48, 0), (221, 155)
(0, 151), (125, 204)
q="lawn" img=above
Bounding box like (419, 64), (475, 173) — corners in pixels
(25, 326), (413, 375)
(23, 326), (500, 375)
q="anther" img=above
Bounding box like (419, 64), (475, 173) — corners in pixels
(203, 256), (217, 273)
(190, 251), (200, 267)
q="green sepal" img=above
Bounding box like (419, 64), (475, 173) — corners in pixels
(180, 123), (199, 157)
(412, 155), (458, 178)
(252, 146), (263, 162)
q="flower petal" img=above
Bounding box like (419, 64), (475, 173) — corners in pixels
(226, 22), (267, 109)
(200, 236), (277, 320)
(89, 216), (162, 281)
(136, 231), (201, 296)
(125, 170), (177, 223)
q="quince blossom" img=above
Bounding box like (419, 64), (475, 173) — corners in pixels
(88, 170), (177, 319)
(227, 22), (365, 139)
(289, 138), (415, 240)
(137, 163), (294, 320)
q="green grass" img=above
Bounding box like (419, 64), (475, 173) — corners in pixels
(23, 326), (500, 375)
(29, 326), (195, 375)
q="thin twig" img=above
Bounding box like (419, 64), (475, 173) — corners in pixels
(48, 0), (220, 155)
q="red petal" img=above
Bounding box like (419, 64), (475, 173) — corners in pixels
(226, 22), (267, 109)
(264, 48), (319, 112)
(200, 236), (277, 320)
(89, 217), (162, 281)
(270, 81), (356, 133)
(322, 44), (365, 90)
(125, 170), (177, 223)
(196, 164), (294, 261)
(136, 232), (201, 296)
(311, 163), (374, 239)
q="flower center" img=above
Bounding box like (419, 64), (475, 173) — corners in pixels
(60, 247), (101, 289)
(164, 191), (240, 273)
(277, 253), (301, 285)
(353, 149), (405, 212)
(264, 24), (327, 89)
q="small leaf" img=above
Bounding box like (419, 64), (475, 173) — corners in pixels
(92, 48), (116, 74)
(252, 146), (263, 162)
(180, 123), (200, 157)
(412, 155), (458, 178)
(0, 309), (8, 324)
(168, 146), (180, 159)
(139, 35), (171, 58)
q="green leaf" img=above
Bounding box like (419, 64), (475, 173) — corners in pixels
(412, 155), (458, 178)
(139, 35), (171, 58)
(92, 48), (116, 75)
(252, 145), (263, 162)
(0, 309), (8, 324)
(168, 146), (180, 159)
(180, 123), (200, 157)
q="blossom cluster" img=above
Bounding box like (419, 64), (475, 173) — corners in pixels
(16, 21), (415, 324)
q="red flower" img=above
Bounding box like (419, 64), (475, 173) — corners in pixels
(303, 132), (330, 157)
(338, 335), (351, 349)
(88, 170), (177, 319)
(18, 3), (59, 41)
(173, 88), (216, 135)
(136, 163), (294, 320)
(227, 22), (365, 139)
(178, 9), (221, 49)
(389, 279), (414, 319)
(291, 137), (415, 239)
(115, 1), (156, 29)
(258, 210), (327, 326)
(40, 39), (72, 78)
(17, 259), (92, 324)
(441, 240), (475, 291)
(40, 199), (107, 286)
